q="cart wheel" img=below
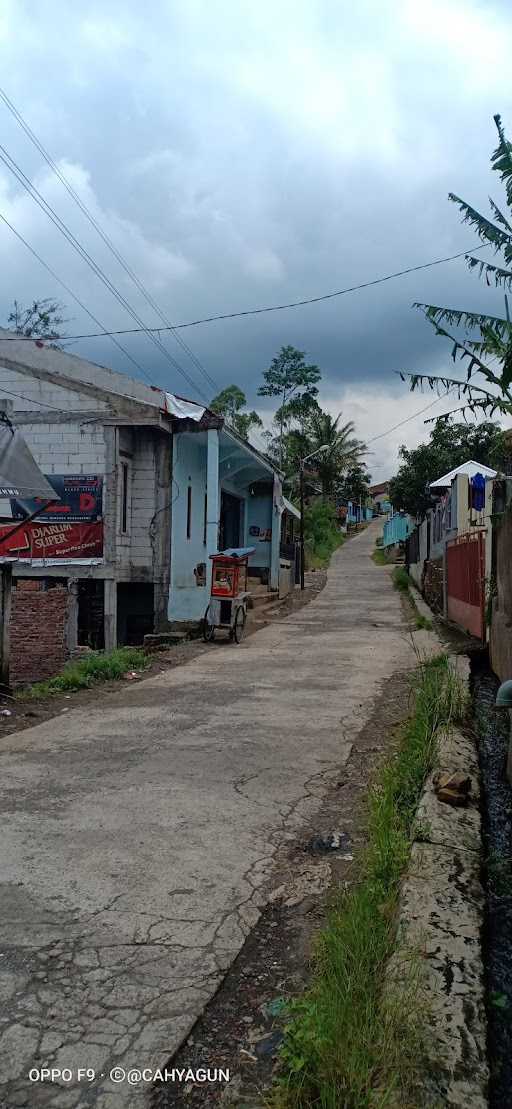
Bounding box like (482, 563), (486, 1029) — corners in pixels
(203, 606), (215, 642)
(232, 605), (246, 644)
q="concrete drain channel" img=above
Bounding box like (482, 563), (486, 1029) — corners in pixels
(471, 657), (512, 1108)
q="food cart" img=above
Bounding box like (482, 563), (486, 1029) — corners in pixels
(203, 547), (255, 643)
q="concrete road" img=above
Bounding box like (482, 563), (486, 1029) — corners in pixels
(0, 522), (414, 1108)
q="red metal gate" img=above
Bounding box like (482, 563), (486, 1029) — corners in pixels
(446, 531), (485, 640)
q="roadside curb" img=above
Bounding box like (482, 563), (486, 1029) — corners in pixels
(394, 619), (489, 1105)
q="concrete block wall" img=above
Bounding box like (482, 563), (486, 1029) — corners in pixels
(10, 581), (71, 685)
(130, 433), (158, 570)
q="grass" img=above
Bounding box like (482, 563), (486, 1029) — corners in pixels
(271, 654), (465, 1109)
(392, 566), (410, 592)
(371, 548), (391, 566)
(17, 647), (148, 698)
(389, 566), (434, 631)
(414, 612), (433, 632)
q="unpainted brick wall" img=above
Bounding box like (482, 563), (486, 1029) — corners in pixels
(423, 557), (444, 614)
(10, 583), (71, 686)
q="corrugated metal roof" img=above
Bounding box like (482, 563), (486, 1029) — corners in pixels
(430, 459), (497, 489)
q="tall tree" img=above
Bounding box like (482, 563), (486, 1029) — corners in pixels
(303, 409), (366, 499)
(6, 299), (67, 341)
(389, 420), (504, 517)
(399, 115), (512, 419)
(210, 384), (263, 441)
(258, 346), (321, 465)
(337, 463), (372, 505)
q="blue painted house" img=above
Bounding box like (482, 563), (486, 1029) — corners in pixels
(169, 401), (294, 623)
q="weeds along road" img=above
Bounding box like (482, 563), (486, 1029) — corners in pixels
(0, 519), (416, 1108)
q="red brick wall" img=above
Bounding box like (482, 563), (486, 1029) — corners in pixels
(10, 582), (70, 686)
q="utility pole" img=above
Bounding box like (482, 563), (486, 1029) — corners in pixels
(299, 444), (329, 590)
(300, 460), (305, 590)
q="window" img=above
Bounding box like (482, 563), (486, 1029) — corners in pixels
(186, 485), (192, 540)
(121, 462), (129, 534)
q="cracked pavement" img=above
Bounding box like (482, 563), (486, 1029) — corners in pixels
(0, 521), (415, 1107)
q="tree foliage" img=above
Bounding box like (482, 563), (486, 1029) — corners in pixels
(389, 420), (504, 517)
(337, 463), (372, 505)
(210, 384), (263, 440)
(265, 400), (366, 498)
(400, 115), (512, 419)
(7, 299), (67, 341)
(258, 345), (321, 464)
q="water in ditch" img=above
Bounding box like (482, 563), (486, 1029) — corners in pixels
(472, 661), (512, 1108)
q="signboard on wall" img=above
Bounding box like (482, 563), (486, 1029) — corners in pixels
(0, 521), (103, 559)
(10, 474), (103, 522)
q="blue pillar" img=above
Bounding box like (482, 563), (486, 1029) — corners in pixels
(270, 473), (283, 591)
(206, 429), (220, 592)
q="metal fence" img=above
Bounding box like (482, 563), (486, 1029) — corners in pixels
(446, 531), (485, 640)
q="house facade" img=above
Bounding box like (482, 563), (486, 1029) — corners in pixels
(405, 460), (496, 631)
(369, 480), (392, 515)
(0, 333), (288, 681)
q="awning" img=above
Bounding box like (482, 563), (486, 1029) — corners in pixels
(282, 496), (301, 520)
(0, 421), (59, 501)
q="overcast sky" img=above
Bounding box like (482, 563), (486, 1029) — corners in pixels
(0, 0), (511, 478)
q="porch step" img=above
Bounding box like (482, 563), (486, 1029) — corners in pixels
(143, 632), (190, 651)
(248, 591), (278, 611)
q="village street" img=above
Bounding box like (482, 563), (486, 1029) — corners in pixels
(0, 520), (416, 1109)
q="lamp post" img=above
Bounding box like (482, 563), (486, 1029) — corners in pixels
(299, 444), (329, 590)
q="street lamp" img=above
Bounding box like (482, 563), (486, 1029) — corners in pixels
(299, 444), (330, 590)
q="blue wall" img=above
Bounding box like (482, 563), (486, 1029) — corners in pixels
(169, 430), (278, 621)
(382, 513), (411, 548)
(246, 493), (272, 569)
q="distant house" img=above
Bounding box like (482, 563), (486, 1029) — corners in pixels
(369, 480), (392, 515)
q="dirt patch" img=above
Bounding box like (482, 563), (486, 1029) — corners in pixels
(151, 668), (413, 1109)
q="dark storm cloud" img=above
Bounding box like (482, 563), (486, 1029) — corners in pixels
(0, 0), (511, 475)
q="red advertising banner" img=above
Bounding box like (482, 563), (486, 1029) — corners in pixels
(0, 521), (103, 559)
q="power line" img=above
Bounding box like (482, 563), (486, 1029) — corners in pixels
(0, 86), (218, 394)
(0, 382), (68, 412)
(0, 142), (208, 401)
(2, 242), (486, 344)
(0, 211), (155, 383)
(367, 390), (453, 444)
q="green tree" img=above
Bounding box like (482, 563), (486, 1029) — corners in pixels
(7, 299), (67, 341)
(301, 408), (366, 499)
(400, 115), (512, 419)
(337, 463), (372, 505)
(210, 384), (263, 441)
(389, 420), (504, 517)
(258, 345), (321, 465)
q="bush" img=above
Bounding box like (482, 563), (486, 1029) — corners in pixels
(18, 647), (148, 698)
(304, 501), (343, 569)
(392, 566), (410, 592)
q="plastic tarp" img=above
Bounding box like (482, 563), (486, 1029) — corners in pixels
(0, 423), (59, 501)
(162, 393), (206, 421)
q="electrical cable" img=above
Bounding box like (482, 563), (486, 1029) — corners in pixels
(0, 211), (155, 383)
(0, 86), (219, 392)
(0, 143), (208, 400)
(1, 244), (487, 343)
(367, 390), (453, 443)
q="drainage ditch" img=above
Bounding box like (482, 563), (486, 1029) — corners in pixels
(471, 657), (512, 1108)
